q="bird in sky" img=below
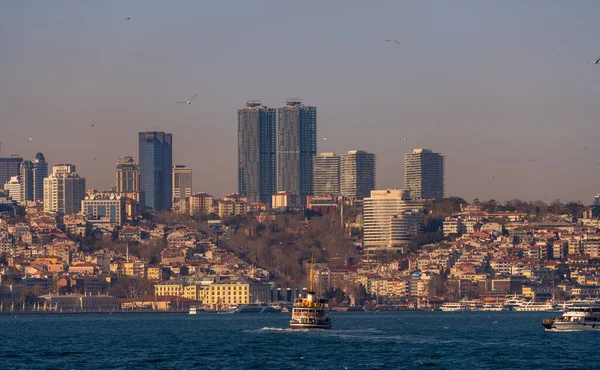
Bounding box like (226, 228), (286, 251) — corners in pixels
(589, 57), (600, 64)
(385, 39), (400, 45)
(402, 137), (407, 140)
(28, 136), (32, 141)
(323, 137), (327, 140)
(125, 17), (131, 21)
(91, 123), (95, 127)
(94, 158), (97, 161)
(531, 159), (535, 162)
(178, 93), (197, 105)
(583, 146), (587, 150)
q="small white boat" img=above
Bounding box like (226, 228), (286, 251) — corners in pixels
(189, 306), (197, 315)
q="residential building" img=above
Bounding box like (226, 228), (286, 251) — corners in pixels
(32, 152), (48, 201)
(363, 189), (423, 251)
(3, 176), (22, 203)
(404, 149), (445, 200)
(138, 132), (173, 211)
(183, 192), (214, 216)
(172, 165), (192, 203)
(0, 156), (23, 190)
(116, 155), (140, 200)
(81, 194), (127, 226)
(238, 101), (277, 204)
(313, 153), (340, 196)
(340, 150), (376, 200)
(272, 191), (301, 208)
(43, 164), (86, 214)
(277, 99), (317, 200)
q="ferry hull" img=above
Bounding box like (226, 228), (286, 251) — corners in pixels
(544, 321), (600, 332)
(290, 323), (331, 330)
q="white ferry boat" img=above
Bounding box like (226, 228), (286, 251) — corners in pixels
(514, 300), (557, 312)
(289, 256), (331, 330)
(440, 299), (482, 312)
(234, 304), (281, 313)
(543, 303), (600, 331)
(440, 302), (467, 312)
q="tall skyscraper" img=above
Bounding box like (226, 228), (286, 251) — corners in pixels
(0, 156), (23, 189)
(313, 153), (340, 196)
(20, 160), (34, 201)
(363, 189), (423, 251)
(172, 165), (192, 202)
(404, 149), (445, 200)
(340, 150), (376, 200)
(138, 132), (173, 211)
(238, 101), (276, 204)
(116, 155), (140, 199)
(43, 164), (86, 214)
(32, 152), (48, 201)
(277, 99), (317, 198)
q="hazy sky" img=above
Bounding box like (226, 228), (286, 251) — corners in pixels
(2, 1), (600, 203)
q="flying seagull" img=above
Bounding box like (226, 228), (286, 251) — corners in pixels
(386, 39), (401, 45)
(531, 159), (535, 162)
(402, 137), (407, 140)
(589, 57), (600, 64)
(28, 136), (33, 141)
(91, 123), (95, 127)
(178, 93), (197, 105)
(323, 137), (327, 140)
(125, 17), (131, 21)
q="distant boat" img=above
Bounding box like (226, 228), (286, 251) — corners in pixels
(189, 306), (197, 315)
(234, 304), (281, 313)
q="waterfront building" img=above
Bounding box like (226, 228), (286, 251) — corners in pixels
(0, 156), (23, 190)
(277, 99), (317, 200)
(404, 149), (445, 200)
(172, 165), (192, 203)
(203, 276), (271, 308)
(340, 150), (376, 201)
(154, 276), (215, 301)
(139, 132), (173, 211)
(272, 191), (301, 208)
(116, 155), (140, 201)
(81, 193), (127, 226)
(20, 160), (34, 202)
(313, 153), (340, 196)
(3, 176), (22, 203)
(32, 152), (48, 201)
(363, 189), (424, 251)
(43, 164), (86, 214)
(238, 101), (277, 204)
(38, 293), (119, 311)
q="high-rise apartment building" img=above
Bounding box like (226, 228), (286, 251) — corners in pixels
(172, 165), (192, 203)
(313, 153), (340, 196)
(238, 101), (277, 204)
(363, 189), (423, 251)
(0, 156), (23, 189)
(3, 176), (22, 203)
(404, 149), (445, 200)
(43, 164), (86, 214)
(277, 99), (317, 199)
(116, 155), (140, 197)
(20, 160), (34, 202)
(32, 153), (48, 201)
(340, 150), (376, 200)
(139, 132), (173, 211)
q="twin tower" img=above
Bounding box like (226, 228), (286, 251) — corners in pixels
(238, 99), (316, 204)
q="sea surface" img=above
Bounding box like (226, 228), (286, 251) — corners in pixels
(0, 311), (597, 369)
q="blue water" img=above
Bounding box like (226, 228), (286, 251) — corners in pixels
(0, 311), (597, 369)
